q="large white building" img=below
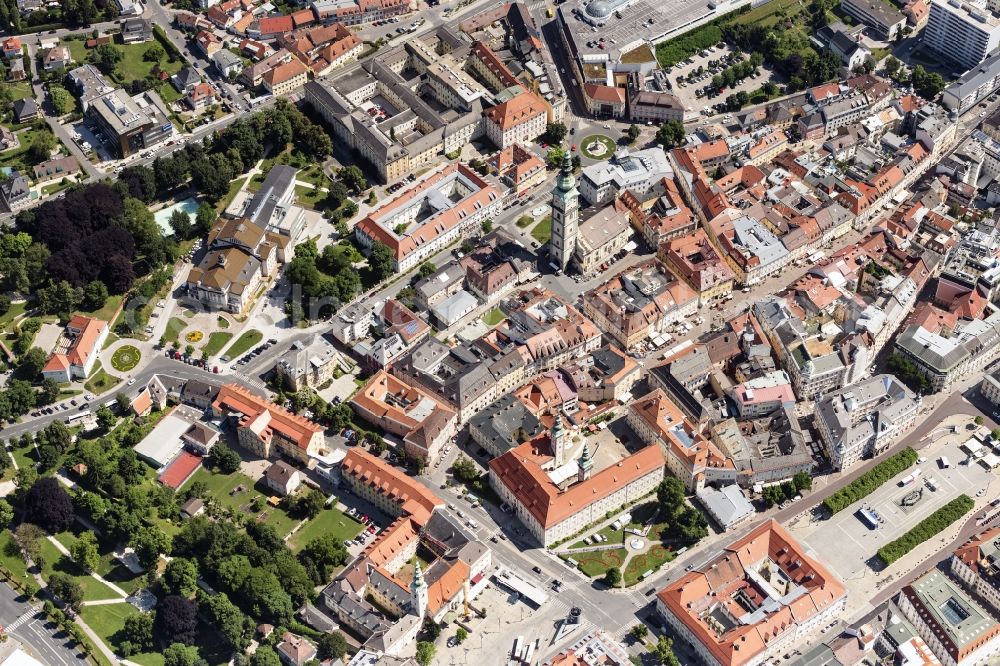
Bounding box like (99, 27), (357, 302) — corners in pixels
(925, 0), (1000, 71)
(578, 147), (672, 206)
(353, 163), (503, 272)
(814, 374), (920, 470)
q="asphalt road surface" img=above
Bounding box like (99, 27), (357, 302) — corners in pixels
(0, 585), (85, 666)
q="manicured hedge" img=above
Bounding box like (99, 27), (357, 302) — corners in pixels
(877, 495), (974, 566)
(822, 447), (918, 514)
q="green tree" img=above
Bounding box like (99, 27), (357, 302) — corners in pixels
(49, 85), (76, 115)
(90, 43), (123, 75)
(252, 647), (281, 666)
(415, 641), (436, 666)
(0, 499), (13, 528)
(417, 261), (437, 279)
(162, 557), (199, 598)
(82, 280), (109, 311)
(976, 415), (985, 426)
(543, 122), (568, 143)
(199, 591), (247, 650)
(71, 532), (100, 573)
(652, 636), (680, 666)
(163, 643), (199, 666)
(294, 489), (326, 519)
(207, 442), (241, 474)
(121, 612), (154, 654)
(131, 526), (171, 570)
(630, 624), (648, 641)
(481, 218), (493, 233)
(195, 201), (216, 236)
(626, 124), (641, 144)
(604, 566), (622, 587)
(317, 633), (348, 660)
(656, 477), (686, 518)
(885, 55), (901, 78)
(455, 627), (468, 644)
(169, 210), (193, 239)
(96, 405), (116, 431)
(546, 146), (566, 169)
(792, 472), (812, 492)
(143, 43), (165, 62)
(28, 131), (56, 164)
(337, 165), (368, 193)
(655, 120), (685, 148)
(18, 347), (48, 379)
(368, 240), (395, 282)
(451, 455), (479, 482)
(47, 572), (84, 611)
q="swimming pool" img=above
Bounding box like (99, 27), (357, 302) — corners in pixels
(154, 197), (200, 236)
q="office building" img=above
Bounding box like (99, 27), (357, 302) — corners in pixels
(925, 0), (1000, 71)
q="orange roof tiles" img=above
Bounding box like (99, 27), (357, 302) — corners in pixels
(427, 559), (469, 614)
(489, 443), (663, 529)
(657, 520), (845, 666)
(214, 383), (323, 451)
(341, 448), (443, 525)
(583, 83), (626, 104)
(485, 90), (546, 131)
(258, 14), (294, 35)
(264, 58), (307, 85)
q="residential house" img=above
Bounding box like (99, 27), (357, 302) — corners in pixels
(41, 316), (109, 382)
(264, 460), (302, 496)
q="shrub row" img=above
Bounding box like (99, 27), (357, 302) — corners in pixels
(822, 447), (918, 514)
(877, 495), (974, 566)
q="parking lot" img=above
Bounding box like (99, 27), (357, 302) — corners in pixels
(795, 432), (995, 585)
(665, 43), (779, 119)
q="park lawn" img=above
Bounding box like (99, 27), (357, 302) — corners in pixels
(731, 0), (799, 25)
(623, 544), (676, 587)
(37, 539), (121, 601)
(0, 127), (59, 173)
(217, 176), (249, 213)
(294, 184), (322, 208)
(288, 507), (363, 553)
(164, 317), (187, 343)
(80, 603), (166, 666)
(10, 444), (36, 473)
(483, 307), (505, 326)
(202, 331), (233, 356)
(84, 362), (121, 394)
(562, 548), (627, 578)
(41, 179), (76, 197)
(190, 467), (297, 535)
(217, 316), (231, 329)
(516, 215), (533, 228)
(63, 39), (88, 64)
(156, 82), (182, 105)
(0, 531), (34, 590)
(531, 216), (552, 244)
(7, 81), (33, 102)
(81, 295), (123, 323)
(224, 329), (263, 358)
(0, 302), (27, 332)
(298, 164), (329, 189)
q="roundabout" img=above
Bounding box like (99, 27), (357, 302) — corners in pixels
(579, 134), (616, 160)
(111, 345), (141, 372)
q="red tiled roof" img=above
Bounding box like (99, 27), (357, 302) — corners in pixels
(341, 448), (443, 524)
(485, 90), (546, 131)
(258, 15), (294, 35)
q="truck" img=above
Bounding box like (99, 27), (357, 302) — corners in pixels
(939, 456), (951, 469)
(926, 477), (938, 491)
(900, 469), (922, 486)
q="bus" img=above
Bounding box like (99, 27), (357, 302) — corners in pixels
(856, 508), (879, 530)
(65, 410), (90, 425)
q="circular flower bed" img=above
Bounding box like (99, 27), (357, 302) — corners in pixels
(185, 331), (204, 343)
(111, 345), (141, 372)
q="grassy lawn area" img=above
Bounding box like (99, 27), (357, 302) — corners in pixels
(731, 0), (799, 25)
(623, 544), (676, 587)
(288, 507), (363, 553)
(63, 38), (184, 86)
(37, 539), (121, 601)
(163, 317), (186, 343)
(157, 82), (182, 105)
(217, 176), (249, 213)
(483, 307), (505, 326)
(0, 126), (59, 174)
(190, 467), (297, 535)
(84, 361), (122, 394)
(0, 302), (27, 332)
(7, 81), (33, 102)
(224, 329), (263, 358)
(579, 135), (616, 160)
(202, 331), (233, 356)
(82, 295), (124, 323)
(516, 215), (534, 228)
(80, 603), (165, 666)
(41, 178), (76, 197)
(294, 184), (323, 208)
(561, 548), (627, 578)
(0, 531), (34, 590)
(530, 216), (552, 245)
(217, 316), (230, 329)
(298, 164), (329, 189)
(10, 444), (37, 473)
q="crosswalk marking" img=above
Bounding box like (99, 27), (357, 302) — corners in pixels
(5, 605), (41, 633)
